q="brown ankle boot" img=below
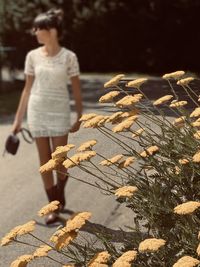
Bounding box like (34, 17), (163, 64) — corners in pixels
(45, 185), (59, 224)
(57, 175), (68, 211)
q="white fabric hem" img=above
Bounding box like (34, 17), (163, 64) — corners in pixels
(31, 129), (71, 138)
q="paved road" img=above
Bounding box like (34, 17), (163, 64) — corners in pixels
(0, 75), (134, 267)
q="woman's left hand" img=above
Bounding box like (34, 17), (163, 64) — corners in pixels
(70, 120), (81, 133)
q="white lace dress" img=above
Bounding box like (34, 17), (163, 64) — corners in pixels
(24, 47), (79, 138)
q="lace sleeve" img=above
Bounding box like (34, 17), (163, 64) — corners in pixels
(24, 52), (35, 76)
(67, 53), (80, 78)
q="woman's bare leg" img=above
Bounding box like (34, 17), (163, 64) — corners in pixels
(35, 137), (54, 189)
(52, 135), (69, 209)
(35, 137), (58, 224)
(51, 135), (69, 180)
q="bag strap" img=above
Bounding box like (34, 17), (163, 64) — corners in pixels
(19, 128), (34, 144)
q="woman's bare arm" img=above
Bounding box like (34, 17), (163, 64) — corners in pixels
(70, 75), (83, 132)
(12, 75), (34, 133)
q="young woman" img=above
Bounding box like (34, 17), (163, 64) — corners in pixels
(12, 9), (82, 224)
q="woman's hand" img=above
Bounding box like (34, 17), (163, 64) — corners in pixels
(12, 120), (22, 134)
(70, 120), (81, 133)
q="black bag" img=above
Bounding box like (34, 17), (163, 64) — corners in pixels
(3, 128), (34, 156)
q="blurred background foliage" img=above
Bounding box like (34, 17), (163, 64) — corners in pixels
(0, 0), (200, 74)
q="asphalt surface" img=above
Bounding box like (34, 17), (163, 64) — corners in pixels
(0, 75), (135, 267)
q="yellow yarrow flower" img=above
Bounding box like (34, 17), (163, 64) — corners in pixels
(138, 238), (166, 252)
(107, 110), (139, 124)
(193, 151), (200, 162)
(1, 221), (36, 246)
(106, 112), (123, 123)
(177, 77), (194, 86)
(162, 71), (185, 79)
(194, 117), (200, 122)
(115, 186), (138, 198)
(50, 228), (65, 243)
(1, 226), (21, 246)
(120, 109), (139, 118)
(112, 116), (138, 133)
(140, 145), (159, 157)
(192, 117), (200, 127)
(104, 74), (125, 88)
(77, 140), (97, 152)
(173, 256), (199, 267)
(78, 151), (97, 161)
(33, 245), (52, 258)
(116, 95), (142, 108)
(113, 250), (137, 267)
(63, 151), (96, 169)
(118, 156), (135, 168)
(169, 100), (188, 108)
(174, 201), (200, 215)
(173, 116), (186, 128)
(196, 243), (200, 256)
(38, 201), (60, 216)
(100, 154), (123, 166)
(51, 144), (75, 160)
(97, 116), (110, 127)
(194, 131), (200, 139)
(39, 158), (63, 173)
(174, 166), (181, 175)
(62, 157), (78, 168)
(51, 230), (77, 251)
(178, 158), (189, 165)
(10, 254), (34, 267)
(126, 78), (147, 89)
(132, 128), (144, 138)
(79, 113), (97, 122)
(88, 251), (111, 267)
(190, 107), (200, 118)
(66, 211), (92, 232)
(99, 91), (120, 103)
(153, 95), (173, 106)
(83, 115), (105, 128)
(16, 221), (36, 236)
(192, 121), (200, 127)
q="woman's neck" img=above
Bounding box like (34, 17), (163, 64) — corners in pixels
(42, 42), (61, 57)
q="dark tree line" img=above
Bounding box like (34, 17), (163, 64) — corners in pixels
(1, 0), (200, 74)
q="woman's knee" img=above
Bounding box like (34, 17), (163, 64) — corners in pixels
(35, 137), (52, 164)
(51, 135), (68, 151)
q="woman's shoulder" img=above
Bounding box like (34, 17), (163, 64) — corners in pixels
(26, 47), (41, 58)
(62, 47), (77, 58)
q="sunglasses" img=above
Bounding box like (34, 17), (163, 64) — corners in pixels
(31, 27), (48, 35)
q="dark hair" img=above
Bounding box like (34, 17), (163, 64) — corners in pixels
(33, 9), (64, 37)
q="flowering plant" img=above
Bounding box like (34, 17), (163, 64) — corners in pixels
(2, 71), (200, 266)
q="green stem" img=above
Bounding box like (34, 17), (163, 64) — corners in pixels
(89, 160), (122, 186)
(14, 239), (39, 248)
(100, 126), (133, 152)
(64, 154), (117, 189)
(47, 255), (66, 266)
(187, 84), (199, 99)
(28, 233), (69, 258)
(181, 85), (199, 106)
(57, 170), (112, 193)
(81, 163), (130, 181)
(96, 151), (135, 178)
(116, 84), (129, 96)
(167, 79), (179, 100)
